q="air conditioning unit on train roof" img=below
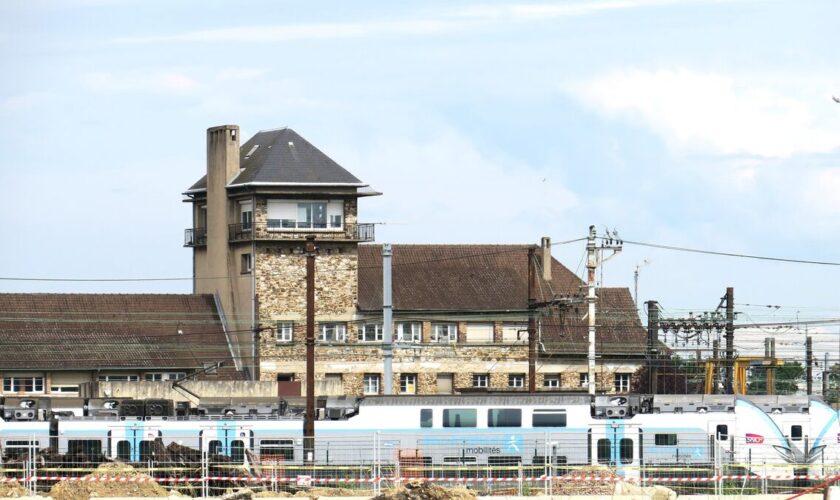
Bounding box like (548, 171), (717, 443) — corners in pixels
(593, 395), (641, 419)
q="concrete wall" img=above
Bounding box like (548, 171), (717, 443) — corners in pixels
(95, 380), (277, 402)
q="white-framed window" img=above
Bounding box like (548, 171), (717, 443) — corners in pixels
(543, 375), (560, 388)
(276, 322), (294, 342)
(51, 385), (80, 394)
(432, 323), (457, 343)
(266, 200), (343, 231)
(97, 374), (139, 382)
(239, 200), (253, 230)
(240, 253), (252, 273)
(298, 202), (327, 229)
(396, 322), (421, 343)
(614, 373), (631, 392)
(508, 374), (525, 388)
(465, 323), (493, 343)
(400, 374), (417, 394)
(144, 372), (186, 382)
(363, 374), (380, 395)
(319, 323), (347, 343)
(359, 324), (383, 342)
(579, 373), (589, 388)
(2, 375), (44, 393)
(472, 373), (489, 388)
(502, 323), (528, 343)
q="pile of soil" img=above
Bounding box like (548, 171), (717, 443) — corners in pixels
(374, 481), (476, 500)
(0, 480), (28, 498)
(551, 466), (620, 496)
(49, 462), (170, 500)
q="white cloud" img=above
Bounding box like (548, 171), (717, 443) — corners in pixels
(1, 91), (53, 111)
(81, 71), (198, 94)
(567, 68), (840, 158)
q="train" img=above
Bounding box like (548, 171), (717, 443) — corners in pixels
(0, 393), (838, 478)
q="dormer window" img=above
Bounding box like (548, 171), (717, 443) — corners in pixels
(267, 200), (343, 230)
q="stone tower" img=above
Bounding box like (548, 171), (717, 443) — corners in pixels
(183, 126), (378, 380)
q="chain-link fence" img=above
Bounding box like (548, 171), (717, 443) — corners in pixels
(1, 431), (838, 497)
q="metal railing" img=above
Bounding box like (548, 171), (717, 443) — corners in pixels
(184, 227), (207, 247)
(228, 221), (375, 243)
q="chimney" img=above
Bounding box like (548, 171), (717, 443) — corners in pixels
(205, 124), (240, 286)
(540, 236), (551, 281)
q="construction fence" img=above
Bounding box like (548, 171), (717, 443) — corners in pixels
(0, 432), (838, 497)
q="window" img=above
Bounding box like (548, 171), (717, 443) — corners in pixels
(297, 202), (327, 229)
(276, 322), (293, 342)
(443, 409), (477, 428)
(655, 434), (678, 446)
(543, 375), (560, 388)
(444, 456), (476, 464)
(208, 440), (223, 455)
(432, 323), (457, 343)
(472, 374), (489, 388)
(502, 323), (528, 343)
(508, 374), (525, 388)
(267, 200), (343, 230)
(400, 374), (417, 394)
(532, 410), (567, 427)
(488, 409), (521, 427)
(240, 253), (252, 273)
(139, 440), (154, 462)
(117, 441), (131, 461)
(791, 425), (803, 441)
(619, 438), (633, 464)
(579, 373), (589, 388)
(465, 323), (493, 343)
(231, 440), (245, 464)
(260, 439), (294, 461)
(420, 409), (433, 428)
(363, 374), (380, 395)
(239, 201), (253, 230)
(51, 385), (80, 394)
(97, 374), (139, 382)
(614, 373), (631, 392)
(144, 372), (185, 382)
(69, 440), (102, 456)
(359, 324), (383, 342)
(2, 376), (44, 393)
(319, 323), (347, 343)
(396, 322), (421, 343)
(716, 424), (729, 441)
(597, 439), (611, 464)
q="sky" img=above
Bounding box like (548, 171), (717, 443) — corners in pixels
(1, 0), (839, 361)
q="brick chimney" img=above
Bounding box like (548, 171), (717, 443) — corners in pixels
(541, 236), (552, 281)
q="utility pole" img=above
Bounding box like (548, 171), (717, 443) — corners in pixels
(806, 336), (813, 395)
(528, 246), (537, 394)
(304, 236), (316, 464)
(724, 287), (734, 394)
(586, 226), (597, 395)
(382, 244), (393, 395)
(646, 301), (659, 393)
(823, 352), (829, 398)
(712, 340), (720, 394)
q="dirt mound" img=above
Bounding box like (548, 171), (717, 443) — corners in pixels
(374, 481), (475, 500)
(551, 466), (620, 496)
(49, 462), (170, 500)
(0, 480), (28, 498)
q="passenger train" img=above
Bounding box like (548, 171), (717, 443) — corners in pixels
(0, 393), (837, 477)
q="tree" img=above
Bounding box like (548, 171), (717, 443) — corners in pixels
(632, 355), (705, 394)
(748, 361), (804, 395)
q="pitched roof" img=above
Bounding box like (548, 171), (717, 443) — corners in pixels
(357, 244), (584, 311)
(187, 128), (366, 192)
(357, 245), (647, 356)
(0, 294), (242, 376)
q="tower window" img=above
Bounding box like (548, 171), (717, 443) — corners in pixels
(241, 253), (252, 273)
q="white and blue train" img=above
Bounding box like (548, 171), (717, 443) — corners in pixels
(1, 394), (838, 477)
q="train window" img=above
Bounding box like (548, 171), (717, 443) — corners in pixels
(209, 440), (223, 455)
(2, 441), (39, 459)
(420, 409), (433, 428)
(655, 434), (678, 446)
(791, 425), (803, 441)
(442, 409), (476, 428)
(116, 440), (131, 461)
(231, 440), (245, 464)
(443, 456), (476, 463)
(597, 439), (611, 464)
(716, 425), (729, 441)
(139, 441), (154, 462)
(619, 438), (633, 464)
(488, 409), (521, 427)
(68, 440), (102, 456)
(532, 409), (567, 427)
(260, 439), (294, 461)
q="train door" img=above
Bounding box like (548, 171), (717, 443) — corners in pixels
(108, 426), (162, 462)
(591, 422), (639, 477)
(199, 425), (254, 465)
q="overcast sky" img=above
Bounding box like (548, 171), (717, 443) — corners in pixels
(1, 0), (839, 358)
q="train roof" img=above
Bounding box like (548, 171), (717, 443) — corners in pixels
(359, 394), (592, 406)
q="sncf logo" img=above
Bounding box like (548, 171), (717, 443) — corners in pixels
(745, 433), (765, 444)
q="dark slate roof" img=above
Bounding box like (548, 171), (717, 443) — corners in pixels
(187, 128), (365, 192)
(0, 294), (242, 376)
(357, 245), (646, 356)
(357, 244), (584, 311)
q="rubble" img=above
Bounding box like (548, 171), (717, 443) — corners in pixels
(49, 462), (170, 500)
(373, 481), (476, 500)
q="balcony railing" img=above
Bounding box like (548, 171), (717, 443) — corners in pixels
(228, 221), (375, 243)
(184, 227), (207, 247)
